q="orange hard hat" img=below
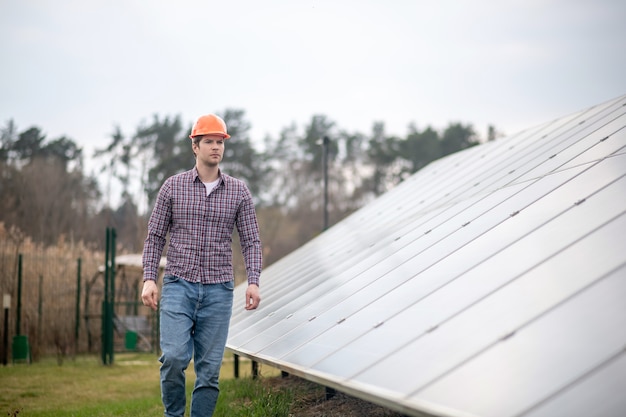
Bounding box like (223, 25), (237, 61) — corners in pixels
(189, 114), (231, 139)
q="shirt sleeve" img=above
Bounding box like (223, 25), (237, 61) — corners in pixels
(142, 179), (172, 282)
(236, 185), (263, 286)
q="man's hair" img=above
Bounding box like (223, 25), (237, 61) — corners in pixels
(191, 136), (201, 158)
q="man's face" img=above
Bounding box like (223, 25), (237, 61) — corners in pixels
(193, 135), (225, 165)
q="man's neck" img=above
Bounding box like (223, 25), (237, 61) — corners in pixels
(197, 164), (220, 183)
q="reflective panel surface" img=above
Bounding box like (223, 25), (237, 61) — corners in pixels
(227, 94), (626, 417)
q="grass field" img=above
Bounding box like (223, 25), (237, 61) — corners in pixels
(0, 353), (403, 416)
(0, 353), (290, 417)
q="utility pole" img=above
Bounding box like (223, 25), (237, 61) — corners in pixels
(322, 135), (330, 231)
(321, 137), (336, 401)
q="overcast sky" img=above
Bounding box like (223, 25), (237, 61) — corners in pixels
(2, 0), (625, 174)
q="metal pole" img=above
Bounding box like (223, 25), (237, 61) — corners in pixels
(2, 295), (9, 366)
(38, 275), (43, 347)
(2, 308), (8, 365)
(16, 254), (22, 335)
(75, 258), (81, 353)
(102, 228), (110, 365)
(322, 136), (329, 231)
(252, 360), (259, 379)
(133, 279), (139, 316)
(155, 303), (160, 356)
(102, 228), (117, 365)
(108, 228), (116, 364)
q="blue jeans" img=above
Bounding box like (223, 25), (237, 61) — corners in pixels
(159, 275), (234, 417)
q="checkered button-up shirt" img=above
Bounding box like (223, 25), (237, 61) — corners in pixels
(142, 167), (262, 286)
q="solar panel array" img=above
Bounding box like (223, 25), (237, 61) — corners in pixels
(227, 94), (626, 417)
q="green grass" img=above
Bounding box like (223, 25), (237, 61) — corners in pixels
(0, 353), (296, 417)
(214, 376), (296, 416)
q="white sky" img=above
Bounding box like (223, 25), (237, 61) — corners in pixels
(2, 0), (625, 176)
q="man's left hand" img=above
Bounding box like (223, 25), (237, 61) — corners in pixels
(245, 284), (261, 310)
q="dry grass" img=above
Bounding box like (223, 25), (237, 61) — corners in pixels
(0, 225), (107, 359)
(0, 223), (252, 359)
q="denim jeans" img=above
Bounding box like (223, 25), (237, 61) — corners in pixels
(159, 275), (234, 417)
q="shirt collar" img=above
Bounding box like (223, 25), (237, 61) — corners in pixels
(191, 167), (225, 185)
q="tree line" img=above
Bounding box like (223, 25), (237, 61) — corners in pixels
(0, 110), (490, 266)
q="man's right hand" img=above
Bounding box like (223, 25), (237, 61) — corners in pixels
(141, 280), (159, 311)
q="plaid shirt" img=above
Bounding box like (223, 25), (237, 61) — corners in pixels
(142, 167), (262, 286)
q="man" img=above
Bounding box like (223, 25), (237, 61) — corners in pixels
(141, 113), (262, 417)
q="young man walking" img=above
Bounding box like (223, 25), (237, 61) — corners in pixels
(141, 113), (262, 416)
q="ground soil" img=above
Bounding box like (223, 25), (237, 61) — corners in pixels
(264, 374), (406, 417)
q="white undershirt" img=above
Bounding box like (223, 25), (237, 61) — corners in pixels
(203, 179), (219, 196)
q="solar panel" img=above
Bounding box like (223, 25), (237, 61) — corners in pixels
(227, 94), (626, 417)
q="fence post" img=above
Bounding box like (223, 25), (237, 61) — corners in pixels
(16, 254), (22, 336)
(75, 258), (81, 354)
(102, 228), (116, 365)
(38, 275), (42, 351)
(2, 295), (9, 365)
(109, 229), (116, 363)
(12, 254), (30, 363)
(102, 230), (109, 364)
